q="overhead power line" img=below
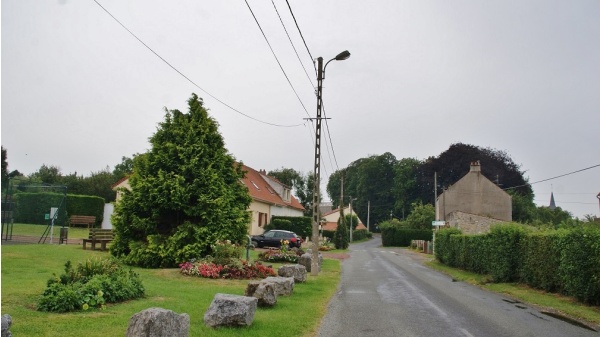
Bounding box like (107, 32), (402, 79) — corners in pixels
(244, 0), (312, 119)
(284, 0), (317, 75)
(270, 0), (315, 88)
(92, 0), (303, 128)
(504, 164), (600, 190)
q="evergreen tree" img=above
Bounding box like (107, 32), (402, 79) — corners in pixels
(110, 94), (252, 267)
(333, 207), (349, 249)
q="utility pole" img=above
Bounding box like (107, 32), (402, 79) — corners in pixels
(310, 56), (324, 276)
(349, 196), (353, 242)
(367, 200), (370, 232)
(310, 50), (350, 276)
(434, 172), (438, 220)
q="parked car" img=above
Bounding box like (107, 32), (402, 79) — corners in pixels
(251, 230), (303, 248)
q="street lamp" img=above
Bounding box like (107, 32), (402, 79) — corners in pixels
(311, 50), (350, 276)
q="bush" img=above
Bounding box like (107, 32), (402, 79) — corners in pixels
(434, 224), (600, 305)
(38, 257), (145, 312)
(266, 216), (312, 239)
(487, 224), (529, 282)
(558, 227), (600, 305)
(352, 229), (372, 241)
(382, 228), (432, 247)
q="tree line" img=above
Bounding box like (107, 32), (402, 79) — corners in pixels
(2, 146), (133, 203)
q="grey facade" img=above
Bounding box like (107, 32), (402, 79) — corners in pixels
(436, 161), (512, 226)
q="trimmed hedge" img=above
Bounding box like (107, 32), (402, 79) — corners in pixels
(435, 224), (600, 305)
(265, 216), (312, 239)
(352, 229), (372, 241)
(13, 192), (104, 227)
(382, 228), (433, 247)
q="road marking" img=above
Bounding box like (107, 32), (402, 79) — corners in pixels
(460, 328), (475, 337)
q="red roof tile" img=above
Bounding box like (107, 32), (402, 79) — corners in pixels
(241, 165), (304, 211)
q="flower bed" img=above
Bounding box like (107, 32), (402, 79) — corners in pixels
(179, 260), (276, 279)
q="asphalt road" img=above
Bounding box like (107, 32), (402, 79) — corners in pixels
(317, 236), (598, 337)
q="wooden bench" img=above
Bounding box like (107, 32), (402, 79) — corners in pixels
(69, 215), (96, 229)
(82, 229), (113, 251)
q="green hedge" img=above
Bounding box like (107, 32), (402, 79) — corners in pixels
(382, 228), (433, 247)
(13, 192), (105, 227)
(265, 216), (312, 239)
(352, 229), (372, 241)
(435, 224), (600, 305)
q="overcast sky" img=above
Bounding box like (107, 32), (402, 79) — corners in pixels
(2, 0), (599, 218)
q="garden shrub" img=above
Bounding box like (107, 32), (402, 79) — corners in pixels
(267, 216), (312, 239)
(519, 231), (563, 292)
(38, 257), (145, 313)
(558, 226), (600, 305)
(487, 224), (529, 282)
(382, 228), (433, 247)
(434, 228), (462, 264)
(352, 229), (372, 241)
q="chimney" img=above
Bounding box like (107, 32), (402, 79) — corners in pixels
(470, 161), (481, 173)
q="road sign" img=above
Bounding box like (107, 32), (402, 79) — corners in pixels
(432, 221), (445, 227)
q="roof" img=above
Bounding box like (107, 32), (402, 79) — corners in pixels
(241, 165), (304, 211)
(321, 221), (367, 231)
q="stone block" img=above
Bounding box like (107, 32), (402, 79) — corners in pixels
(245, 281), (277, 307)
(263, 276), (294, 296)
(278, 264), (307, 283)
(126, 307), (189, 337)
(204, 293), (258, 328)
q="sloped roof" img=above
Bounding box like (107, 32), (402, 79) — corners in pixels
(322, 221), (367, 231)
(241, 165), (304, 211)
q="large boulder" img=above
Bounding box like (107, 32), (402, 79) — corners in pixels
(299, 252), (323, 272)
(204, 293), (258, 328)
(263, 277), (294, 296)
(278, 264), (307, 283)
(1, 315), (12, 337)
(126, 307), (189, 337)
(245, 281), (277, 307)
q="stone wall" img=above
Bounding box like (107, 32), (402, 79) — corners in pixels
(446, 211), (507, 235)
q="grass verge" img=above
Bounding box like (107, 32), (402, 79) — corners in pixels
(426, 259), (600, 326)
(1, 244), (341, 336)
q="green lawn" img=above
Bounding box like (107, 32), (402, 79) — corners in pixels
(1, 244), (341, 336)
(5, 223), (90, 239)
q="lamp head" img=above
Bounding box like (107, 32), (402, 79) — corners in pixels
(335, 50), (351, 61)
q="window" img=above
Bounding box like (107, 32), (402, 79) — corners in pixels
(258, 212), (267, 227)
(251, 181), (260, 190)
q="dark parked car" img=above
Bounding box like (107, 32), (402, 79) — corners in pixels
(251, 230), (303, 248)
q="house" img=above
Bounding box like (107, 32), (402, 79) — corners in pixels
(240, 165), (305, 235)
(435, 161), (512, 234)
(111, 176), (130, 203)
(110, 164), (305, 235)
(321, 206), (367, 232)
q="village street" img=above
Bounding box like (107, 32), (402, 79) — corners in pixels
(317, 236), (597, 337)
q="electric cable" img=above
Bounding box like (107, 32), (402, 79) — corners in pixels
(92, 0), (303, 127)
(270, 0), (315, 88)
(284, 0), (317, 75)
(244, 0), (312, 119)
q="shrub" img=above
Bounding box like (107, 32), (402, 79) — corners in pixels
(558, 227), (600, 305)
(352, 229), (372, 241)
(210, 240), (242, 266)
(382, 228), (432, 247)
(38, 257), (145, 312)
(487, 224), (529, 282)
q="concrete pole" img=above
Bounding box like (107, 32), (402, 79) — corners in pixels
(310, 57), (324, 276)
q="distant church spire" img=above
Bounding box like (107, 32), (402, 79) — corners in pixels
(549, 192), (556, 210)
